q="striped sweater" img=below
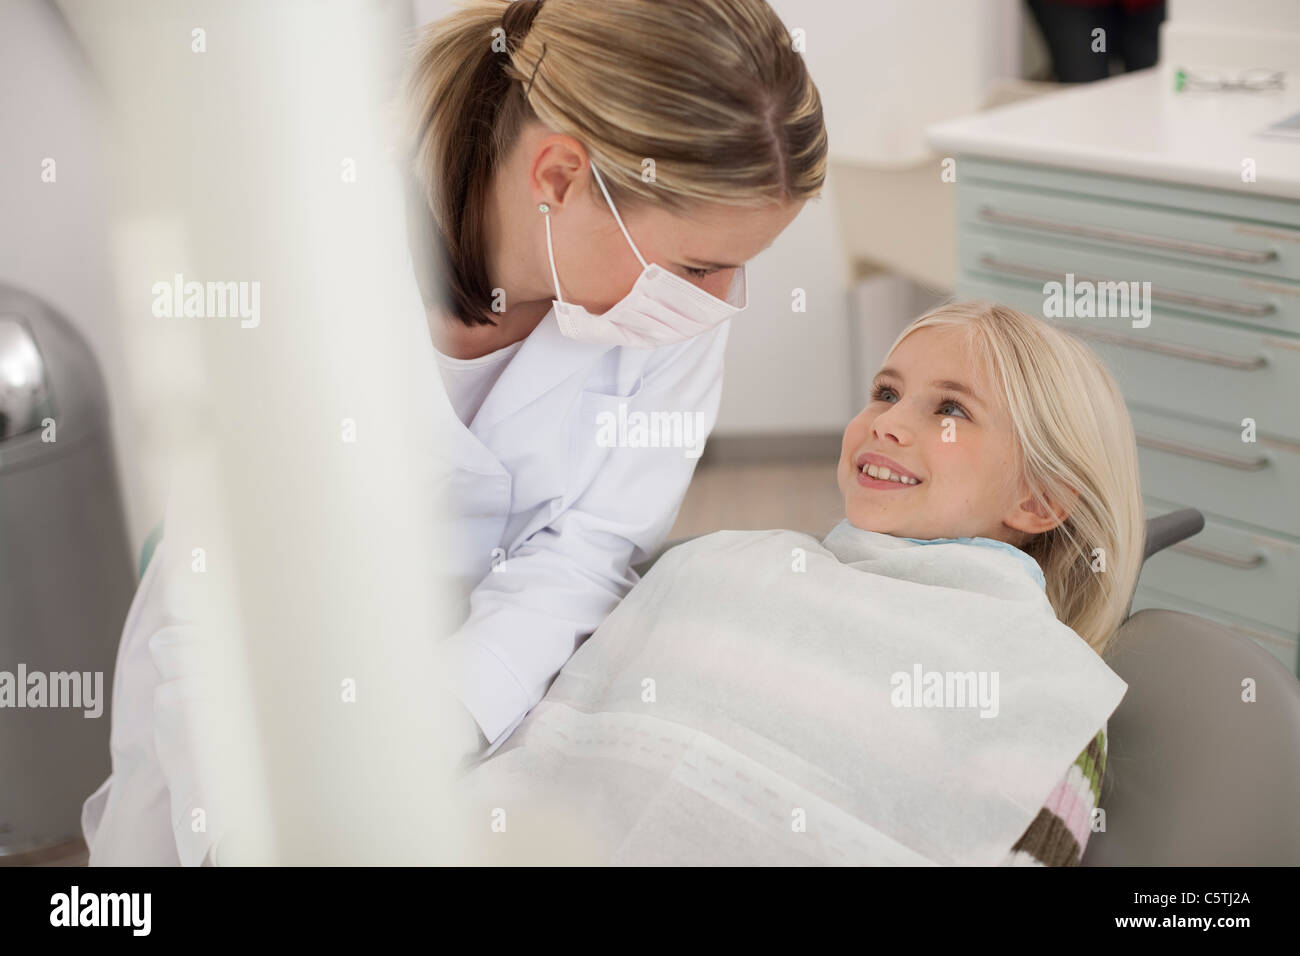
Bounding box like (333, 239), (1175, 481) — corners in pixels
(1001, 727), (1108, 866)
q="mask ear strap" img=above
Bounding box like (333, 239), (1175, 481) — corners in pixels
(541, 203), (564, 305)
(589, 159), (649, 270)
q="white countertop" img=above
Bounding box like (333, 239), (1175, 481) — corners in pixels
(926, 68), (1300, 200)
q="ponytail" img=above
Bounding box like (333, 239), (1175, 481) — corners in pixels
(399, 0), (544, 326)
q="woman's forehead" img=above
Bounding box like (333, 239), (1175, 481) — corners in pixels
(640, 199), (804, 262)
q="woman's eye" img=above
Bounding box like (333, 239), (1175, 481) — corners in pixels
(684, 266), (717, 279)
(870, 384), (897, 403)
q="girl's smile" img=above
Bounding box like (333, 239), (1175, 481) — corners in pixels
(854, 451), (922, 488)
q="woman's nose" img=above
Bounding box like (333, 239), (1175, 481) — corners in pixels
(699, 267), (737, 299)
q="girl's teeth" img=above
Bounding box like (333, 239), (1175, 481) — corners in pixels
(863, 463), (918, 485)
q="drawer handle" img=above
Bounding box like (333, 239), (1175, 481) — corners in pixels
(1135, 433), (1270, 470)
(977, 255), (1277, 319)
(978, 206), (1280, 264)
(1052, 322), (1267, 371)
(1168, 541), (1266, 570)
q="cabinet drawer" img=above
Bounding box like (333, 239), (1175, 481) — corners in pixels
(1128, 587), (1299, 676)
(955, 276), (1300, 445)
(961, 156), (1300, 232)
(961, 231), (1300, 336)
(960, 180), (1300, 284)
(1136, 497), (1300, 635)
(1128, 406), (1300, 539)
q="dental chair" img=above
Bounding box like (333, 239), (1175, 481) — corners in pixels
(631, 509), (1300, 866)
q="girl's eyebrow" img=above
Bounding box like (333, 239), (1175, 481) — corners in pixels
(875, 367), (985, 409)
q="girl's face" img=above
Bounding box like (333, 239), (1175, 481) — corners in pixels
(836, 325), (1057, 545)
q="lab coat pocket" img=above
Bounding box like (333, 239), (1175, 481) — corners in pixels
(561, 379), (643, 510)
(575, 376), (644, 436)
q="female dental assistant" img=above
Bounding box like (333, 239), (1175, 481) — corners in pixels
(413, 0), (822, 763)
(429, 148), (764, 762)
(80, 0), (827, 864)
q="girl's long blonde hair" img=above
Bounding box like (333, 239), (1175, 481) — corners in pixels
(397, 0), (828, 327)
(885, 301), (1145, 659)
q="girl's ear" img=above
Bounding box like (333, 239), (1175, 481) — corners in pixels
(1007, 482), (1080, 536)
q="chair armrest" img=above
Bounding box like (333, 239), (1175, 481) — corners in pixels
(1143, 508), (1205, 562)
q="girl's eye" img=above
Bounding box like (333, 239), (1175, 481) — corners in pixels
(873, 385), (970, 420)
(938, 397), (970, 419)
(684, 266), (717, 279)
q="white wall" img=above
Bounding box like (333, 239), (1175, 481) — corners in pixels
(1163, 0), (1300, 74)
(787, 0), (1022, 167)
(1169, 0), (1300, 31)
(714, 178), (853, 434)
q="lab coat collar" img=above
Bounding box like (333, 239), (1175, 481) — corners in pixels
(470, 307), (614, 433)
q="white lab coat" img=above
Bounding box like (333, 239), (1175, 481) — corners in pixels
(432, 310), (732, 755)
(79, 530), (217, 865)
(81, 306), (731, 864)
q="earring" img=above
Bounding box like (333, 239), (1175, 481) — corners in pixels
(538, 203), (550, 214)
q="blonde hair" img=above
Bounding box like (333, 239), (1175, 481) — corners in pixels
(397, 0), (828, 326)
(883, 301), (1145, 659)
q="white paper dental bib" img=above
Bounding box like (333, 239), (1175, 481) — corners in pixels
(454, 522), (1127, 865)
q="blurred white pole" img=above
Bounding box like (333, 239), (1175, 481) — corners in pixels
(68, 0), (479, 863)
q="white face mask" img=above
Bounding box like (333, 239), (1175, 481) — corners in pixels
(543, 159), (748, 349)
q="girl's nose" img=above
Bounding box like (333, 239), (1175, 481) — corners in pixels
(871, 405), (913, 445)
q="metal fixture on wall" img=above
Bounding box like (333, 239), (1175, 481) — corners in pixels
(0, 282), (134, 859)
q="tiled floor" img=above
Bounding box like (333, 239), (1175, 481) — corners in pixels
(0, 839), (87, 867)
(669, 458), (845, 541)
